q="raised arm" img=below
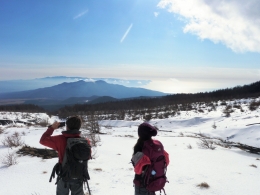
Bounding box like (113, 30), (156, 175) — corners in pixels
(39, 121), (60, 150)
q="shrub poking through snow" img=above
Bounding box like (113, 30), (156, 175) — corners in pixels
(2, 132), (24, 148)
(197, 182), (210, 189)
(187, 144), (192, 149)
(212, 122), (217, 129)
(1, 150), (18, 166)
(250, 164), (257, 168)
(249, 100), (260, 111)
(0, 127), (4, 134)
(104, 125), (112, 129)
(220, 101), (227, 106)
(114, 135), (134, 138)
(223, 105), (233, 117)
(196, 131), (207, 138)
(198, 109), (204, 113)
(197, 138), (216, 150)
(214, 141), (231, 149)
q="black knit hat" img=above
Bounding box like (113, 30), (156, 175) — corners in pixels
(138, 122), (158, 140)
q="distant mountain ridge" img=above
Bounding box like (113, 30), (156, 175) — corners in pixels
(0, 76), (150, 93)
(0, 80), (259, 112)
(0, 80), (166, 100)
(0, 76), (87, 93)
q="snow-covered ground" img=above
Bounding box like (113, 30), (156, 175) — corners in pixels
(0, 100), (260, 195)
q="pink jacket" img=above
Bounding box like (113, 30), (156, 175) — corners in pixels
(133, 150), (170, 175)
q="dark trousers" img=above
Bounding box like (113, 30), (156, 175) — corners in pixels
(56, 179), (84, 195)
(135, 186), (153, 195)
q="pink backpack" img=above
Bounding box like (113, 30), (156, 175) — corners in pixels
(141, 139), (168, 194)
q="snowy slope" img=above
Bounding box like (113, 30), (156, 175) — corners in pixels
(0, 99), (260, 195)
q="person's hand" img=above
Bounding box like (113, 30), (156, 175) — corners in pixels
(51, 121), (60, 130)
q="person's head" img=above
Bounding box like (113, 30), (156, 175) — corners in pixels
(133, 122), (158, 154)
(138, 122), (158, 141)
(66, 116), (82, 130)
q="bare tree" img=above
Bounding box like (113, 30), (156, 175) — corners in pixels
(87, 133), (101, 147)
(197, 138), (216, 150)
(84, 113), (101, 134)
(81, 113), (102, 147)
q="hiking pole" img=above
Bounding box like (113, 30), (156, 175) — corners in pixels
(86, 180), (91, 195)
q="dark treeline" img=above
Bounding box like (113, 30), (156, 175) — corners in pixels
(56, 81), (260, 118)
(0, 104), (45, 113)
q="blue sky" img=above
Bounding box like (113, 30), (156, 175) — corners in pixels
(1, 0), (260, 93)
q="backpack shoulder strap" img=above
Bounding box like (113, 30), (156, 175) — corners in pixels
(49, 162), (62, 184)
(143, 139), (164, 157)
(61, 137), (70, 167)
(66, 137), (89, 148)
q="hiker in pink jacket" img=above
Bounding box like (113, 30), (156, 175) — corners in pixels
(131, 122), (169, 195)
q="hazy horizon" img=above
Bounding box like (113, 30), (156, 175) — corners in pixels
(1, 76), (258, 95)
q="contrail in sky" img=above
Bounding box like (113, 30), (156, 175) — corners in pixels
(120, 23), (133, 43)
(74, 10), (88, 19)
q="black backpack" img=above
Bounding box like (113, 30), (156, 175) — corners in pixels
(50, 138), (91, 193)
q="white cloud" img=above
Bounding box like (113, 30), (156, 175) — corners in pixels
(73, 10), (88, 19)
(143, 78), (214, 93)
(158, 0), (260, 53)
(120, 23), (133, 43)
(142, 73), (259, 94)
(154, 12), (159, 17)
(84, 78), (95, 82)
